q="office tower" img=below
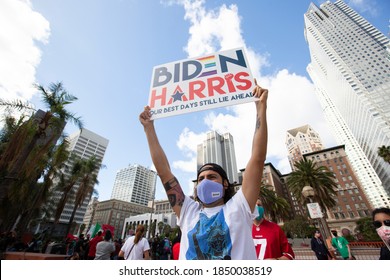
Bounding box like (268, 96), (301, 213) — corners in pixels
(197, 131), (239, 184)
(110, 164), (157, 206)
(304, 0), (390, 208)
(53, 128), (108, 225)
(286, 125), (325, 170)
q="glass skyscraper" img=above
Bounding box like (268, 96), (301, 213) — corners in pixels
(197, 131), (239, 184)
(304, 0), (390, 208)
(53, 128), (109, 224)
(110, 164), (157, 206)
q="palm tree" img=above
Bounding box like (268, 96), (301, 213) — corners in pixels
(378, 145), (390, 164)
(150, 220), (157, 238)
(287, 159), (338, 241)
(287, 159), (338, 212)
(65, 156), (102, 236)
(13, 138), (71, 233)
(53, 154), (86, 223)
(259, 185), (291, 222)
(0, 82), (82, 231)
(163, 224), (171, 236)
(0, 115), (26, 155)
(158, 221), (164, 235)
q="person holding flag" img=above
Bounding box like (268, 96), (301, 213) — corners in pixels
(87, 230), (103, 260)
(89, 223), (102, 238)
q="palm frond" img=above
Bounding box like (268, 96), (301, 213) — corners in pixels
(0, 98), (35, 112)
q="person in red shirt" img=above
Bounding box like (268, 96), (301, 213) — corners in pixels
(172, 242), (180, 260)
(252, 199), (294, 260)
(171, 232), (181, 260)
(87, 231), (103, 260)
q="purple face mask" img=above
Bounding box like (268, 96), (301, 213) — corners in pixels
(196, 179), (223, 205)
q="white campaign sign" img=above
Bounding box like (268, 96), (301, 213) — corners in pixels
(148, 47), (255, 119)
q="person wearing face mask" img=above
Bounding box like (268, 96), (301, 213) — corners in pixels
(252, 199), (294, 260)
(139, 79), (268, 259)
(372, 207), (390, 260)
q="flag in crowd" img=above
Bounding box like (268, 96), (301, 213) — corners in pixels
(88, 223), (115, 238)
(88, 223), (101, 238)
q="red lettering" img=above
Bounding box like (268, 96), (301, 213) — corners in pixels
(150, 88), (167, 108)
(207, 76), (226, 97)
(224, 73), (236, 93)
(189, 81), (206, 100)
(234, 72), (252, 90)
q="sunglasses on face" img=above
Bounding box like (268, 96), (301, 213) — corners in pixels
(373, 219), (390, 228)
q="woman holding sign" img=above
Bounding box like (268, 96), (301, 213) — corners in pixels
(139, 79), (268, 260)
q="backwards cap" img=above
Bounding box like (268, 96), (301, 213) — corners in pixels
(197, 163), (229, 183)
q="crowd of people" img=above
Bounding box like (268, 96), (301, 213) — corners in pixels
(1, 206), (389, 261)
(1, 81), (389, 261)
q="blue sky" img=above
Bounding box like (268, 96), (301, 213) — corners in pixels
(1, 0), (389, 202)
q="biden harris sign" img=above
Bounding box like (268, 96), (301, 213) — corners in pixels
(148, 48), (255, 119)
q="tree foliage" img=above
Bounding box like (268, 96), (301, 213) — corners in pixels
(354, 217), (382, 242)
(378, 145), (390, 164)
(0, 82), (84, 236)
(282, 215), (315, 238)
(287, 159), (338, 212)
(259, 185), (291, 222)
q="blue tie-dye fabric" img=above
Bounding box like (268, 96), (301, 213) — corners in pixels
(186, 209), (232, 259)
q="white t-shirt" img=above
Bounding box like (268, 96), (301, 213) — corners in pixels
(121, 236), (150, 260)
(177, 189), (257, 260)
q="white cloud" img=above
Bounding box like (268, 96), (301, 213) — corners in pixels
(172, 0), (336, 177)
(0, 0), (50, 111)
(179, 0), (269, 75)
(347, 0), (378, 17)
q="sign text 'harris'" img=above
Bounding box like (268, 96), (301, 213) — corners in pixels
(148, 48), (255, 119)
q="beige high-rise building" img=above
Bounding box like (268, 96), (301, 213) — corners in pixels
(286, 124), (325, 170)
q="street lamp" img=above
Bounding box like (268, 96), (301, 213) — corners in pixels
(301, 185), (331, 241)
(302, 185), (315, 200)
